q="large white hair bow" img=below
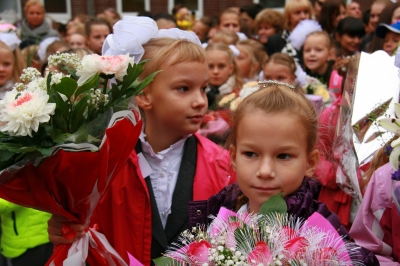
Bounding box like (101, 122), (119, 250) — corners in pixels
(288, 20), (322, 51)
(102, 16), (202, 63)
(0, 32), (21, 51)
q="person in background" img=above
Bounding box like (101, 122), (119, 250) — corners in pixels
(68, 32), (87, 49)
(263, 53), (296, 84)
(219, 9), (241, 34)
(335, 17), (365, 57)
(375, 20), (400, 55)
(363, 0), (392, 52)
(239, 4), (264, 37)
(192, 16), (213, 43)
(206, 42), (242, 107)
(346, 1), (362, 18)
(265, 0), (312, 64)
(153, 13), (177, 29)
(235, 39), (267, 82)
(65, 22), (85, 43)
(311, 0), (326, 21)
(84, 18), (111, 55)
(103, 7), (121, 27)
(318, 0), (347, 37)
(20, 0), (59, 49)
(254, 9), (284, 46)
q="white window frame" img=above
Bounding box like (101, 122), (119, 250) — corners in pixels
(117, 0), (150, 17)
(168, 0), (203, 20)
(39, 0), (71, 24)
(253, 0), (287, 12)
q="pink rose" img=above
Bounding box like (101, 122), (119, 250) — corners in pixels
(187, 240), (211, 265)
(247, 241), (272, 265)
(284, 236), (309, 258)
(76, 54), (135, 86)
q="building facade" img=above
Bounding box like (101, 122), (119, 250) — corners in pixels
(1, 0), (373, 24)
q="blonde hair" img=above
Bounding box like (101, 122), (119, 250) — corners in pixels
(230, 84), (318, 152)
(284, 0), (312, 30)
(205, 42), (243, 89)
(264, 53), (297, 76)
(211, 30), (239, 45)
(0, 41), (25, 83)
(237, 39), (268, 77)
(306, 31), (332, 49)
(140, 38), (207, 81)
(24, 0), (45, 14)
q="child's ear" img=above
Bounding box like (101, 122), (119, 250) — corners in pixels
(135, 90), (152, 110)
(229, 63), (235, 75)
(229, 144), (237, 172)
(305, 149), (320, 177)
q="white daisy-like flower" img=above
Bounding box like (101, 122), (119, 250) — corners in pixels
(0, 89), (56, 137)
(378, 102), (400, 169)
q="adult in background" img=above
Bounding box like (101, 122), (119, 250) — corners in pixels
(239, 4), (264, 37)
(254, 9), (284, 46)
(346, 1), (362, 18)
(318, 0), (346, 37)
(20, 0), (59, 49)
(265, 0), (312, 64)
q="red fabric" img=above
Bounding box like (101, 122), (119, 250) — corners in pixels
(380, 203), (400, 261)
(315, 96), (352, 228)
(0, 111), (142, 266)
(90, 133), (236, 265)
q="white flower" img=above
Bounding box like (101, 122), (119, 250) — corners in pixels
(20, 67), (42, 83)
(26, 77), (47, 91)
(378, 103), (400, 169)
(0, 89), (56, 137)
(76, 54), (135, 86)
(48, 51), (81, 70)
(50, 72), (64, 86)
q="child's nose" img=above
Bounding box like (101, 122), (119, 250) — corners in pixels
(257, 158), (276, 179)
(193, 90), (207, 108)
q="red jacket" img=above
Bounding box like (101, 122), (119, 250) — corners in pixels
(90, 133), (236, 265)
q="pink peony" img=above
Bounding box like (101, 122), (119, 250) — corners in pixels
(247, 241), (272, 265)
(76, 54), (135, 86)
(187, 240), (211, 265)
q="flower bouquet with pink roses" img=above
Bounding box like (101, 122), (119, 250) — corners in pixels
(154, 194), (362, 266)
(0, 51), (157, 265)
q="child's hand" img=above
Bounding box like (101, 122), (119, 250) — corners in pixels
(47, 215), (85, 244)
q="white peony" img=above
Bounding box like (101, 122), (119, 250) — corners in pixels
(0, 89), (56, 137)
(76, 54), (135, 86)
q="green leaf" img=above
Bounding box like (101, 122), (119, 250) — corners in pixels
(53, 133), (74, 144)
(53, 77), (77, 98)
(70, 94), (90, 132)
(120, 63), (142, 92)
(0, 150), (15, 162)
(74, 73), (99, 97)
(259, 192), (287, 215)
(38, 147), (53, 157)
(153, 256), (180, 266)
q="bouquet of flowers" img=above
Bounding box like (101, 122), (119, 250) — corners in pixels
(302, 76), (330, 103)
(155, 195), (361, 266)
(0, 51), (157, 265)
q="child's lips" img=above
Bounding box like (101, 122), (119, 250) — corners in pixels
(188, 114), (204, 123)
(253, 186), (279, 192)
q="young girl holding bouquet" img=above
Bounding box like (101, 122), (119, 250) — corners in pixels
(189, 82), (378, 264)
(47, 18), (236, 265)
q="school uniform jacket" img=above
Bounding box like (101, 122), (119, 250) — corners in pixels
(90, 133), (236, 265)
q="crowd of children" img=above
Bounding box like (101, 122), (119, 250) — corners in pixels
(0, 0), (400, 264)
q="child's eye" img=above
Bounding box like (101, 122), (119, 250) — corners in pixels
(244, 151), (257, 158)
(177, 87), (189, 92)
(277, 154), (291, 160)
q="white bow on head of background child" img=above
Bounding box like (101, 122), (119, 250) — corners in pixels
(102, 16), (201, 63)
(0, 32), (21, 51)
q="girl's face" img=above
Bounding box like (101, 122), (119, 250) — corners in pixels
(303, 35), (330, 74)
(86, 24), (110, 55)
(192, 21), (208, 42)
(230, 110), (318, 213)
(219, 13), (240, 33)
(136, 60), (208, 147)
(289, 8), (310, 31)
(69, 33), (86, 49)
(0, 49), (14, 87)
(235, 46), (259, 79)
(383, 31), (400, 56)
(336, 33), (361, 56)
(392, 7), (400, 24)
(334, 5), (346, 28)
(263, 63), (295, 84)
(207, 50), (234, 87)
(257, 22), (276, 44)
